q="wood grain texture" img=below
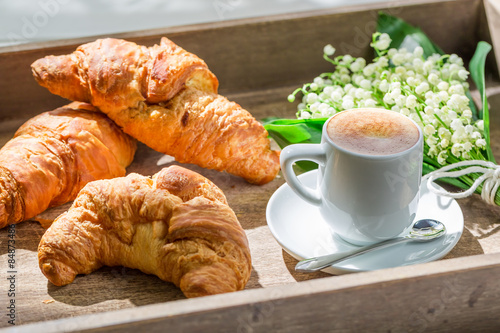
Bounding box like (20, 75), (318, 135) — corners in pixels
(485, 0), (500, 80)
(1, 0), (500, 331)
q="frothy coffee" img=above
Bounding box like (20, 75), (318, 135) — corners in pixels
(326, 108), (420, 155)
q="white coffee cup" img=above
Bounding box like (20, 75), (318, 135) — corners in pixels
(280, 108), (424, 245)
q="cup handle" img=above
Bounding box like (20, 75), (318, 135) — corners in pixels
(280, 144), (326, 206)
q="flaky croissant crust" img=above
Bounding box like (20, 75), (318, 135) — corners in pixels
(32, 37), (219, 112)
(0, 102), (136, 228)
(121, 87), (280, 184)
(31, 37), (280, 185)
(38, 165), (251, 298)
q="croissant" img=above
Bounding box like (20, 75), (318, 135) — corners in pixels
(31, 37), (280, 185)
(38, 165), (251, 298)
(0, 102), (136, 228)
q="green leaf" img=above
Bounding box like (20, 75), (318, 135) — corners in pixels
(466, 90), (480, 120)
(263, 118), (327, 148)
(264, 123), (313, 143)
(469, 41), (494, 162)
(264, 118), (327, 171)
(377, 12), (444, 57)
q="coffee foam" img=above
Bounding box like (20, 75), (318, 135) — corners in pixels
(326, 108), (420, 155)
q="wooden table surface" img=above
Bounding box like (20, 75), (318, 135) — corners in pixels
(0, 84), (499, 328)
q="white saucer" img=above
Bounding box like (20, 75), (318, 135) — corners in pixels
(266, 169), (464, 275)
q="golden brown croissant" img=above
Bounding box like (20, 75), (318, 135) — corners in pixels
(31, 37), (280, 185)
(38, 165), (251, 298)
(0, 102), (136, 228)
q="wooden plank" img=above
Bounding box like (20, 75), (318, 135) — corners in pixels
(5, 253), (500, 333)
(485, 0), (500, 73)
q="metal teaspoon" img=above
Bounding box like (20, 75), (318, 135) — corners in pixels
(295, 219), (446, 273)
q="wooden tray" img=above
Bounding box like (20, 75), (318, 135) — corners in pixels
(1, 0), (500, 331)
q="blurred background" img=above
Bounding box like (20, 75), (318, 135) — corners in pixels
(0, 0), (397, 47)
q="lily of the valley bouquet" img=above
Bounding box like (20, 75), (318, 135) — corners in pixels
(264, 14), (498, 205)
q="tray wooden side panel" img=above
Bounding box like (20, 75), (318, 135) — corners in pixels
(485, 0), (500, 71)
(0, 0), (491, 122)
(7, 253), (500, 333)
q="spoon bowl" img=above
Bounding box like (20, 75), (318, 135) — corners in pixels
(406, 218), (446, 241)
(295, 219), (446, 273)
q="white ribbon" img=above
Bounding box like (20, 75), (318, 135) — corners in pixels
(424, 160), (500, 205)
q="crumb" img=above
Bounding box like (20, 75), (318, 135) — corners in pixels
(42, 299), (55, 304)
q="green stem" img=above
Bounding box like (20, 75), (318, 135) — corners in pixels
(433, 114), (450, 131)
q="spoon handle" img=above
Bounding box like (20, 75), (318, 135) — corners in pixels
(295, 237), (409, 272)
